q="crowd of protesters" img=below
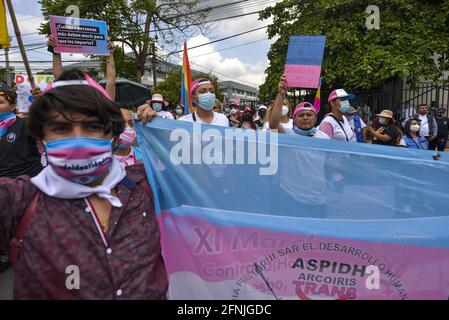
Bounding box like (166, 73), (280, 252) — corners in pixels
(1, 36), (449, 300)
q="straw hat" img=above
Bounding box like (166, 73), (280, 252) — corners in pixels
(375, 109), (394, 119)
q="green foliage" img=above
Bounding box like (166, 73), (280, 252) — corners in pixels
(259, 0), (449, 101)
(154, 69), (223, 106)
(99, 47), (137, 82)
(38, 0), (210, 82)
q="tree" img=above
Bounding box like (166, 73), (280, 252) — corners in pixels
(99, 47), (137, 82)
(38, 0), (210, 83)
(154, 69), (223, 106)
(258, 0), (449, 102)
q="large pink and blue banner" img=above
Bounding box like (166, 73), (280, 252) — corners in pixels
(285, 36), (326, 89)
(49, 15), (109, 55)
(135, 119), (449, 300)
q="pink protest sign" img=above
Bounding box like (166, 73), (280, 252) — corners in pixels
(284, 36), (326, 89)
(49, 15), (109, 55)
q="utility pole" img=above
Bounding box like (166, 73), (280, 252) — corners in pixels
(5, 0), (35, 88)
(4, 47), (10, 85)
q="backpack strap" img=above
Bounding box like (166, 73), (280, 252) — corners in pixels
(329, 114), (350, 141)
(10, 191), (40, 267)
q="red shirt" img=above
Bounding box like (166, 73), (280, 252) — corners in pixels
(0, 164), (168, 299)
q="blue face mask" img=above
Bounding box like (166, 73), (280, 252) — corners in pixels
(339, 100), (351, 113)
(153, 103), (162, 112)
(293, 126), (317, 137)
(196, 92), (216, 111)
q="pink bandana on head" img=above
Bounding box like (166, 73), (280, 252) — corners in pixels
(189, 78), (212, 96)
(292, 102), (317, 119)
(43, 75), (112, 100)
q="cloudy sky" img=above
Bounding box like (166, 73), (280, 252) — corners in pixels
(2, 0), (281, 87)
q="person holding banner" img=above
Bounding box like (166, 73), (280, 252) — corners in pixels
(400, 116), (428, 149)
(269, 75), (329, 139)
(180, 78), (229, 127)
(0, 70), (168, 299)
(146, 94), (174, 120)
(0, 85), (43, 178)
(174, 104), (185, 120)
(319, 89), (356, 142)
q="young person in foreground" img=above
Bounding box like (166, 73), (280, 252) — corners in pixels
(0, 69), (168, 300)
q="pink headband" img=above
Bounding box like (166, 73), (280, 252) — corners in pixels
(44, 75), (112, 100)
(292, 102), (317, 119)
(190, 78), (212, 96)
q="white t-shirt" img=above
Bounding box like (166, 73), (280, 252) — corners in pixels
(319, 114), (355, 142)
(263, 119), (293, 132)
(284, 127), (330, 139)
(157, 111), (174, 120)
(180, 111), (229, 127)
(419, 114), (429, 137)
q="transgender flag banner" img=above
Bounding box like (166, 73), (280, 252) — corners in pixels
(135, 119), (449, 300)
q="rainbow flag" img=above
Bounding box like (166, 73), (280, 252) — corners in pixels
(314, 77), (322, 112)
(0, 0), (10, 48)
(180, 42), (193, 115)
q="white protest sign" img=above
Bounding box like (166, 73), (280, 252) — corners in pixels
(15, 74), (54, 112)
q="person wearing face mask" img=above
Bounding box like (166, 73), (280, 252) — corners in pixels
(255, 105), (268, 129)
(0, 85), (43, 178)
(400, 116), (428, 149)
(368, 109), (402, 147)
(238, 107), (257, 130)
(269, 76), (328, 139)
(174, 104), (185, 120)
(213, 99), (223, 114)
(227, 103), (240, 127)
(318, 89), (356, 142)
(146, 94), (174, 120)
(345, 106), (367, 143)
(0, 70), (168, 299)
(264, 99), (293, 131)
(223, 104), (230, 116)
(413, 104), (437, 147)
(429, 108), (449, 151)
(113, 103), (139, 166)
(179, 78), (229, 126)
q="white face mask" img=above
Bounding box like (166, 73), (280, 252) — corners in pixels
(281, 105), (289, 117)
(410, 124), (420, 133)
(230, 108), (237, 115)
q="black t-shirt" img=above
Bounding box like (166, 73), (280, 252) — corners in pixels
(372, 124), (400, 146)
(0, 117), (43, 178)
(436, 117), (449, 137)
